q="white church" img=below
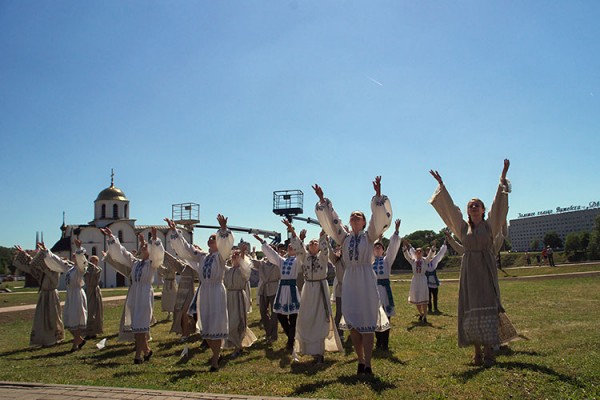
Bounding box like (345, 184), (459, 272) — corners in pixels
(50, 174), (194, 288)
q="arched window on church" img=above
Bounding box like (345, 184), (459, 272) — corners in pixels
(118, 230), (123, 243)
(113, 204), (119, 219)
(92, 247), (97, 256)
(101, 204), (106, 219)
(124, 204), (128, 218)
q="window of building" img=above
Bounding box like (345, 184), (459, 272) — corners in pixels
(101, 204), (106, 219)
(113, 204), (118, 219)
(118, 230), (123, 242)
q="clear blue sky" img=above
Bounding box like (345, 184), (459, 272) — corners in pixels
(1, 1), (599, 249)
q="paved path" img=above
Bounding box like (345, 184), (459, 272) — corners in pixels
(0, 381), (317, 400)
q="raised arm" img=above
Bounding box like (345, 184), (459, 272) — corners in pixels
(385, 219), (402, 264)
(100, 227), (137, 268)
(487, 159), (511, 238)
(444, 230), (464, 256)
(426, 244), (448, 272)
(165, 218), (206, 265)
(147, 227), (165, 270)
(216, 214), (234, 262)
(313, 184), (348, 245)
(428, 170), (467, 239)
(73, 239), (88, 274)
(366, 176), (393, 243)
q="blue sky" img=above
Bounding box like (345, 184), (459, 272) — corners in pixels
(1, 1), (599, 249)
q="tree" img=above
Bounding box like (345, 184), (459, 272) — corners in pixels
(544, 231), (563, 249)
(564, 232), (584, 261)
(530, 239), (541, 251)
(587, 216), (600, 260)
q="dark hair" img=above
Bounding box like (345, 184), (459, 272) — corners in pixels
(374, 241), (385, 250)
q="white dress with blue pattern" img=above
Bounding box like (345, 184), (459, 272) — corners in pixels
(315, 195), (392, 333)
(169, 228), (233, 340)
(106, 237), (164, 333)
(44, 249), (88, 331)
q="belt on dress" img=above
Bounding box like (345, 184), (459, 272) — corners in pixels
(377, 278), (395, 308)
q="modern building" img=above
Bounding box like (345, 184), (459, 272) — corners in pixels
(508, 201), (600, 251)
(49, 173), (193, 288)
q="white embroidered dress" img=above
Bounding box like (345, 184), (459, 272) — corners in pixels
(106, 236), (165, 333)
(293, 235), (342, 355)
(169, 228), (233, 340)
(315, 195), (392, 333)
(44, 249), (87, 331)
(403, 245), (445, 305)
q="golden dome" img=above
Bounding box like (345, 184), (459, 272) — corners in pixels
(95, 185), (128, 202)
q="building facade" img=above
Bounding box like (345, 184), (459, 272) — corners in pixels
(508, 201), (600, 252)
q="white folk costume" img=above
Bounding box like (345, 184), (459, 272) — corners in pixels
(13, 251), (64, 346)
(430, 178), (511, 347)
(44, 249), (87, 331)
(169, 228), (233, 341)
(102, 253), (136, 342)
(373, 231), (401, 317)
(250, 256), (281, 342)
(162, 252), (198, 335)
(223, 256), (257, 349)
(293, 235), (342, 356)
(424, 244), (447, 291)
(106, 235), (164, 334)
(261, 243), (301, 315)
(83, 259), (103, 337)
(403, 246), (436, 306)
(158, 260), (178, 313)
(315, 195), (392, 334)
(261, 241), (301, 349)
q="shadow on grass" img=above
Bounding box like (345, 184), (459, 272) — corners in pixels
(406, 320), (445, 332)
(166, 368), (198, 383)
(455, 361), (584, 388)
(373, 349), (407, 365)
(289, 358), (335, 374)
(113, 370), (145, 378)
(292, 374), (397, 396)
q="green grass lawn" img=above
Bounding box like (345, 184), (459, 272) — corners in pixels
(0, 288), (130, 308)
(0, 273), (599, 399)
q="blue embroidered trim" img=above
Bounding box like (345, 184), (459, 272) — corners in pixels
(349, 234), (361, 261)
(203, 254), (215, 279)
(281, 256), (295, 276)
(133, 261), (145, 282)
(372, 257), (385, 275)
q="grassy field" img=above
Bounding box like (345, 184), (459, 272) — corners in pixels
(0, 266), (599, 399)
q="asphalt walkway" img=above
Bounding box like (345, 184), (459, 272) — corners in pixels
(0, 381), (317, 400)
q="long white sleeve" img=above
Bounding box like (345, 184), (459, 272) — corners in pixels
(261, 242), (284, 268)
(366, 195), (393, 243)
(74, 247), (88, 274)
(43, 249), (70, 273)
(168, 229), (206, 266)
(216, 229), (234, 263)
(106, 235), (137, 269)
(147, 239), (165, 270)
(427, 244), (447, 272)
(315, 198), (348, 246)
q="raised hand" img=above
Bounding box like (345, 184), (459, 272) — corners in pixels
(501, 159), (510, 182)
(252, 234), (265, 244)
(37, 242), (47, 251)
(138, 234), (146, 247)
(100, 227), (113, 237)
(395, 219), (401, 232)
(217, 214), (228, 230)
(74, 238), (82, 248)
(164, 218), (177, 231)
(372, 176), (382, 197)
(299, 229), (307, 241)
(14, 245), (24, 253)
(151, 227), (157, 241)
(240, 242), (248, 255)
(312, 184), (325, 203)
(429, 170), (443, 185)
